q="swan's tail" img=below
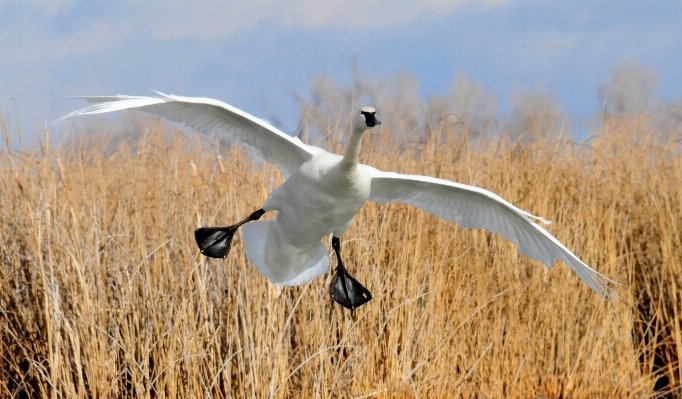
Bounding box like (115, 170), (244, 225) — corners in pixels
(241, 221), (330, 286)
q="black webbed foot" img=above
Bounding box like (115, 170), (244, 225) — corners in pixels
(329, 236), (373, 310)
(195, 209), (266, 259)
(195, 227), (236, 258)
(330, 266), (372, 310)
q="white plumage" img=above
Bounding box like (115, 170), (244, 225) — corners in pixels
(54, 91), (617, 302)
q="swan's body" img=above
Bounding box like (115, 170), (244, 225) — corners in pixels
(54, 91), (617, 305)
(250, 151), (370, 285)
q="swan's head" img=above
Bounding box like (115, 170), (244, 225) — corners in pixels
(353, 106), (381, 132)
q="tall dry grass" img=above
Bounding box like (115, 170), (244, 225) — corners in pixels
(1, 114), (680, 398)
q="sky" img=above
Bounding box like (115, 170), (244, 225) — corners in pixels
(2, 1), (681, 143)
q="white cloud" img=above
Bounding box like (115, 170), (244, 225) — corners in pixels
(149, 1), (467, 40)
(8, 0), (78, 16)
(481, 0), (514, 11)
(1, 1), (123, 61)
(1, 1), (471, 61)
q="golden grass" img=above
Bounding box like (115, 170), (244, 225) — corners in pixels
(1, 116), (680, 398)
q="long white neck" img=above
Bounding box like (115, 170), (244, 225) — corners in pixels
(340, 128), (365, 169)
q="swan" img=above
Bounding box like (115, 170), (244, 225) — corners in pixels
(54, 91), (617, 309)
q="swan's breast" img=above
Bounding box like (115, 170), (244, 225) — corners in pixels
(263, 154), (371, 240)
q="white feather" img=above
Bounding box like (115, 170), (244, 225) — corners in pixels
(54, 92), (320, 177)
(365, 167), (617, 298)
(242, 221), (330, 286)
(54, 93), (617, 300)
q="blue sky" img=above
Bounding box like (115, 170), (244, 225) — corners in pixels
(2, 1), (681, 141)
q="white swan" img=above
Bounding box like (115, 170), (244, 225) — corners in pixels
(54, 91), (617, 309)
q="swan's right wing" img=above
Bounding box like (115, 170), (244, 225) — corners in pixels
(366, 166), (617, 300)
(53, 92), (322, 176)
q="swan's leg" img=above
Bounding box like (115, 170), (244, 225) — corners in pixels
(195, 209), (266, 259)
(329, 236), (372, 310)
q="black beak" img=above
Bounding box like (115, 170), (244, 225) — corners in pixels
(367, 115), (381, 127)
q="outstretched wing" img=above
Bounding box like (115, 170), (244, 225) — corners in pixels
(53, 92), (321, 176)
(365, 166), (617, 299)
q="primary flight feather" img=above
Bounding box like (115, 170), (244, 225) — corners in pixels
(54, 91), (617, 309)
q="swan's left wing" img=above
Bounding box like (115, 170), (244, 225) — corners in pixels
(53, 92), (321, 176)
(365, 166), (617, 299)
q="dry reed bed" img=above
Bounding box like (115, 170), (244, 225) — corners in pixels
(0, 117), (680, 398)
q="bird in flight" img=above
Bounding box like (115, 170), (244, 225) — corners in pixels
(54, 91), (617, 310)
